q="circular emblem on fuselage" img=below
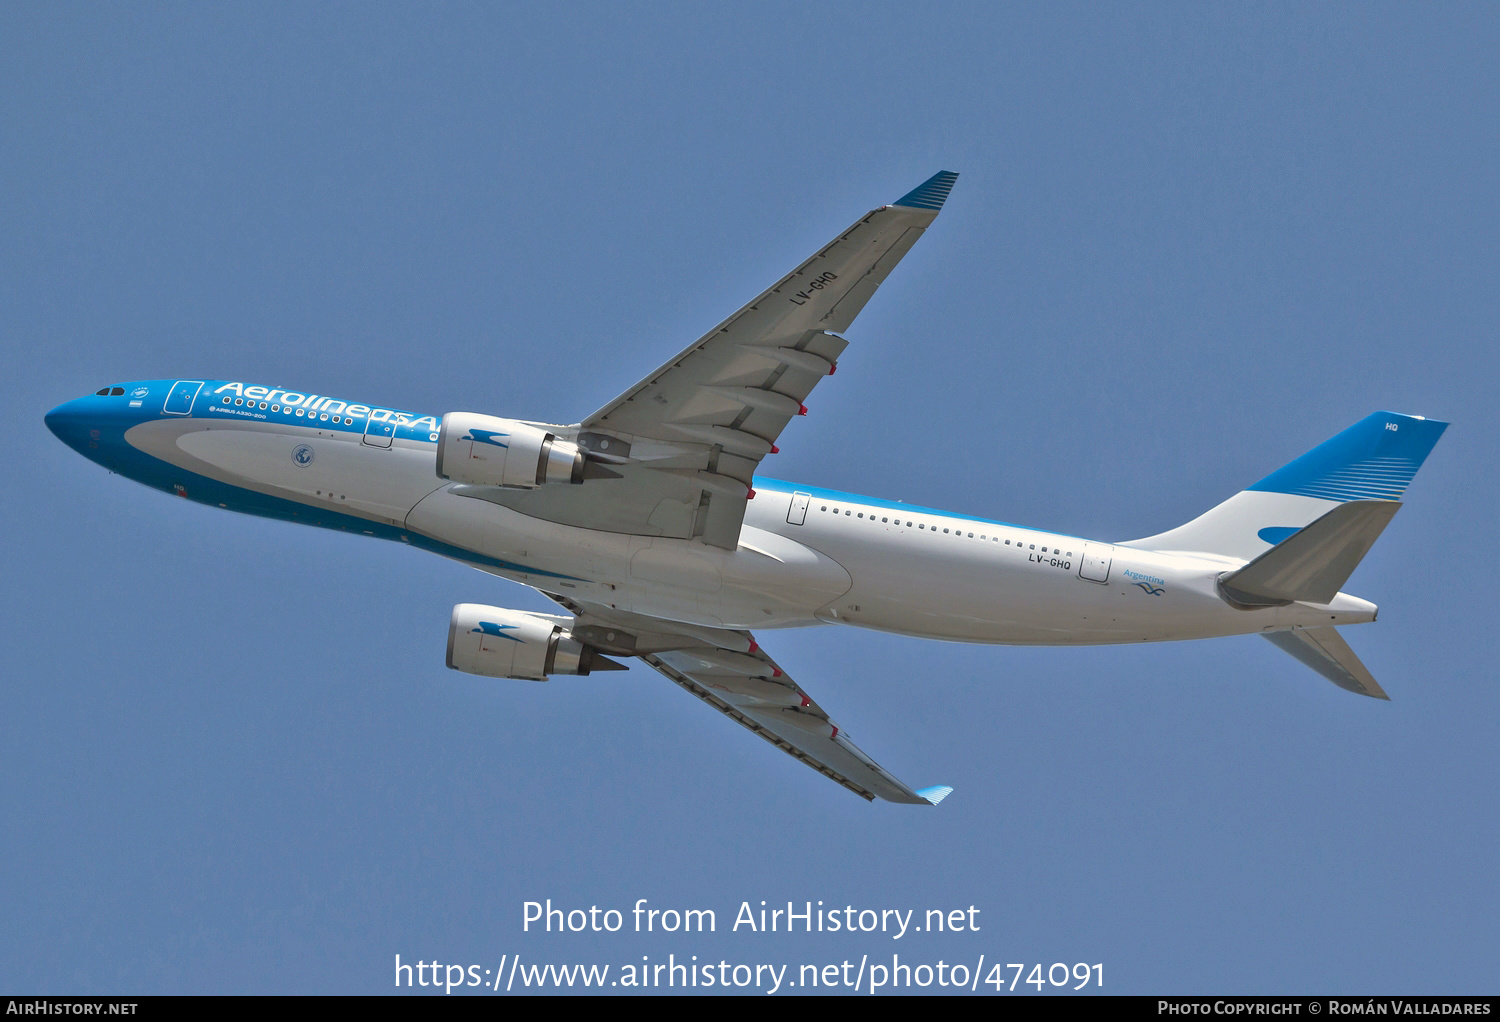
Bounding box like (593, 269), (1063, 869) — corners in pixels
(292, 444), (314, 467)
(131, 386), (149, 399)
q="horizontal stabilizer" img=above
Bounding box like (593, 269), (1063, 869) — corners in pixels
(1219, 500), (1400, 607)
(1263, 627), (1389, 699)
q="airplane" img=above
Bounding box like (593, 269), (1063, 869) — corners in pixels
(45, 171), (1447, 805)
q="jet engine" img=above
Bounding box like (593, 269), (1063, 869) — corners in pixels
(436, 412), (584, 488)
(446, 604), (626, 681)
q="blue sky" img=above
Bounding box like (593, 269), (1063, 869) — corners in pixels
(4, 3), (1497, 994)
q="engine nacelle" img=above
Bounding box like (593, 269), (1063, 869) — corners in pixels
(436, 412), (584, 488)
(446, 604), (624, 681)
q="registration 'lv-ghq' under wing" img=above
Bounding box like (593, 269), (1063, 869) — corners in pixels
(467, 171), (960, 550)
(548, 597), (953, 805)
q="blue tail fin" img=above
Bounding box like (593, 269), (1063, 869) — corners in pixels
(1126, 412), (1447, 561)
(1246, 412), (1448, 502)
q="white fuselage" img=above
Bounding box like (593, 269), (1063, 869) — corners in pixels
(119, 408), (1376, 645)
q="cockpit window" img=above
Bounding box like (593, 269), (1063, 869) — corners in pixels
(110, 387), (125, 396)
(96, 387), (110, 396)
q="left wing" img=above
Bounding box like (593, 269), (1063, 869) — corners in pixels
(553, 598), (951, 804)
(471, 172), (959, 549)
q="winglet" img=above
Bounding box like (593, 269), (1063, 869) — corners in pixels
(894, 171), (959, 211)
(915, 785), (954, 806)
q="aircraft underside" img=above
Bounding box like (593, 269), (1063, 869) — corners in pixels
(122, 411), (1378, 645)
(45, 170), (1444, 803)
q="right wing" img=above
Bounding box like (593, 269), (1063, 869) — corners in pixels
(553, 598), (952, 804)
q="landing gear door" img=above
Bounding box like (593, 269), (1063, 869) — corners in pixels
(786, 491), (811, 526)
(1079, 542), (1112, 584)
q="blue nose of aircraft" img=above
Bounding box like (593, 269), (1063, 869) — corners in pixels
(46, 386), (151, 463)
(44, 395), (98, 454)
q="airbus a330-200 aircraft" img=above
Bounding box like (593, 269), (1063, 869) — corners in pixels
(47, 171), (1447, 805)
